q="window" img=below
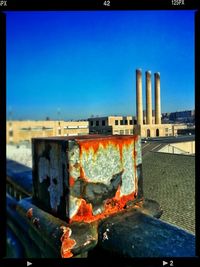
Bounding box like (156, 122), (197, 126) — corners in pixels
(125, 129), (129, 135)
(115, 120), (119, 125)
(102, 120), (105, 126)
(90, 121), (94, 126)
(9, 130), (13, 137)
(125, 120), (128, 125)
(147, 129), (151, 137)
(96, 121), (99, 126)
(134, 119), (137, 125)
(129, 120), (133, 125)
(120, 130), (124, 135)
(165, 128), (168, 132)
(156, 129), (159, 137)
(58, 129), (61, 135)
(120, 120), (123, 125)
(130, 129), (133, 134)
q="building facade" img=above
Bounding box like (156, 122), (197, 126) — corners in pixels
(6, 120), (89, 144)
(88, 116), (136, 135)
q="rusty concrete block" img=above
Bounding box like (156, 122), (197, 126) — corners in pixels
(32, 135), (143, 223)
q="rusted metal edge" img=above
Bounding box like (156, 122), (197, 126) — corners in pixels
(7, 195), (98, 258)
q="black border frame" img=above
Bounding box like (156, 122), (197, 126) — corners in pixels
(1, 0), (199, 266)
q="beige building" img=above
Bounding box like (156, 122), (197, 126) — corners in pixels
(88, 116), (187, 138)
(6, 120), (89, 144)
(89, 116), (135, 135)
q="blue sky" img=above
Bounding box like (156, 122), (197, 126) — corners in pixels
(6, 11), (195, 120)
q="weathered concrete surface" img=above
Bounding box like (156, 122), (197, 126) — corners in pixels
(32, 135), (143, 223)
(98, 209), (195, 257)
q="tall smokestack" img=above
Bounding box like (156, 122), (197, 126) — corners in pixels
(155, 72), (161, 124)
(146, 71), (152, 125)
(136, 69), (143, 125)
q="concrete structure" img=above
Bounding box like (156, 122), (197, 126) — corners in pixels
(6, 120), (89, 144)
(136, 69), (143, 125)
(146, 71), (152, 125)
(155, 72), (161, 124)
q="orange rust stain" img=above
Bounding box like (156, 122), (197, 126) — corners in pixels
(114, 185), (121, 200)
(76, 136), (137, 181)
(60, 226), (76, 258)
(70, 199), (93, 222)
(69, 136), (138, 223)
(70, 188), (135, 223)
(26, 208), (33, 219)
(79, 166), (89, 182)
(69, 176), (75, 187)
(80, 166), (85, 179)
(77, 136), (136, 162)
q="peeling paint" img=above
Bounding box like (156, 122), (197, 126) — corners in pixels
(33, 135), (142, 223)
(38, 144), (64, 212)
(60, 226), (76, 258)
(26, 208), (33, 219)
(102, 231), (109, 241)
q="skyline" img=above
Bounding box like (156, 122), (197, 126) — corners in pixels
(6, 11), (195, 120)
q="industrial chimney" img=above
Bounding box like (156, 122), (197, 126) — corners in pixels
(154, 72), (161, 124)
(145, 71), (152, 125)
(136, 69), (143, 125)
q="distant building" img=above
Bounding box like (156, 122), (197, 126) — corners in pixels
(6, 120), (89, 144)
(162, 110), (195, 123)
(88, 116), (136, 135)
(169, 110), (195, 123)
(88, 115), (188, 138)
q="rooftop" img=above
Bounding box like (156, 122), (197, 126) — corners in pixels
(6, 140), (195, 234)
(142, 151), (195, 234)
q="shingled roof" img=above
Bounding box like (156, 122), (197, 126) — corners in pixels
(142, 151), (195, 234)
